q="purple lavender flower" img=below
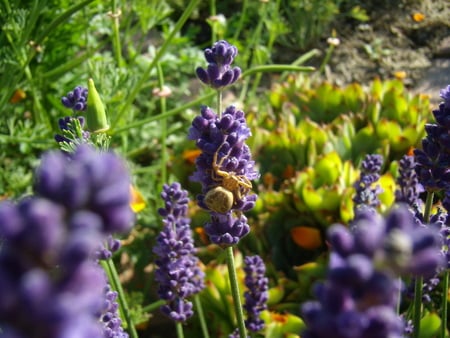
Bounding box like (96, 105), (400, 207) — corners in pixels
(34, 145), (135, 234)
(353, 154), (384, 212)
(96, 235), (122, 261)
(414, 84), (450, 191)
(62, 86), (88, 111)
(196, 40), (241, 89)
(54, 116), (91, 146)
(188, 105), (259, 246)
(242, 255), (268, 332)
(99, 284), (129, 338)
(301, 204), (445, 338)
(153, 183), (205, 322)
(0, 198), (107, 338)
(395, 155), (424, 213)
(330, 206), (444, 278)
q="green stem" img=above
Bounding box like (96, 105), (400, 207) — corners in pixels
(194, 294), (210, 338)
(209, 0), (216, 44)
(156, 62), (167, 186)
(141, 299), (166, 313)
(176, 321), (185, 338)
(111, 91), (215, 134)
(102, 259), (139, 338)
(110, 0), (123, 67)
(217, 90), (222, 118)
(23, 65), (51, 129)
(441, 270), (449, 338)
(318, 44), (336, 75)
(413, 191), (434, 338)
(232, 0), (248, 41)
(226, 246), (247, 338)
(111, 0), (200, 128)
(241, 64), (315, 77)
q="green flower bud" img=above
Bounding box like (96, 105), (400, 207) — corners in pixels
(86, 78), (109, 133)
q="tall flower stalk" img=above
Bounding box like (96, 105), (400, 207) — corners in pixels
(154, 183), (205, 337)
(413, 84), (450, 338)
(190, 40), (259, 338)
(0, 145), (135, 338)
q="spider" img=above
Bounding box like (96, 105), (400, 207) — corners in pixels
(203, 144), (252, 214)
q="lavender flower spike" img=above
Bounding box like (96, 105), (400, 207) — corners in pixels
(196, 40), (241, 89)
(243, 255), (269, 332)
(153, 183), (205, 322)
(188, 105), (259, 246)
(414, 84), (450, 191)
(395, 154), (423, 214)
(302, 205), (444, 338)
(34, 145), (135, 235)
(62, 85), (88, 111)
(353, 154), (384, 212)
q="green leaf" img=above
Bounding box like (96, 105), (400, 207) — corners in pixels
(419, 312), (441, 338)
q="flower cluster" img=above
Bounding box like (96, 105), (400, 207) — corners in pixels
(242, 255), (269, 332)
(153, 183), (205, 322)
(61, 85), (88, 111)
(196, 40), (241, 89)
(34, 145), (134, 234)
(352, 154), (383, 212)
(301, 205), (444, 338)
(395, 154), (423, 214)
(54, 115), (91, 148)
(0, 145), (134, 337)
(99, 284), (129, 338)
(414, 85), (450, 191)
(188, 105), (259, 246)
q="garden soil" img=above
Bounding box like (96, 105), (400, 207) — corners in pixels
(316, 0), (450, 104)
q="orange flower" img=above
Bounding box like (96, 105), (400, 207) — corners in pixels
(10, 89), (26, 103)
(291, 226), (322, 250)
(182, 149), (202, 164)
(130, 185), (146, 212)
(412, 12), (425, 22)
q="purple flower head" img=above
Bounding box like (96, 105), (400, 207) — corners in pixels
(196, 40), (241, 89)
(98, 284), (129, 338)
(34, 145), (135, 234)
(0, 198), (107, 337)
(242, 255), (268, 332)
(188, 105), (259, 246)
(153, 183), (205, 322)
(440, 84), (450, 109)
(62, 86), (88, 111)
(395, 155), (424, 213)
(331, 205), (444, 279)
(414, 85), (450, 191)
(353, 154), (384, 212)
(54, 116), (91, 145)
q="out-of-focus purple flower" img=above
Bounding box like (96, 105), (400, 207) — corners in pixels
(99, 284), (129, 338)
(0, 197), (107, 338)
(153, 183), (205, 322)
(330, 206), (444, 278)
(34, 145), (134, 234)
(353, 154), (384, 212)
(196, 40), (241, 89)
(188, 105), (259, 246)
(395, 154), (423, 213)
(242, 255), (268, 332)
(62, 86), (88, 111)
(414, 84), (450, 191)
(302, 205), (444, 338)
